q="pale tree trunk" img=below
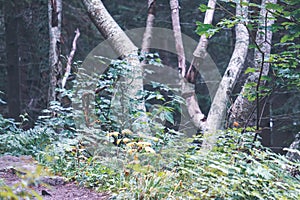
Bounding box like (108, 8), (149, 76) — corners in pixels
(170, 0), (207, 131)
(81, 0), (148, 131)
(201, 0), (249, 151)
(230, 0), (277, 128)
(170, 0), (186, 77)
(186, 0), (219, 99)
(48, 0), (62, 104)
(141, 0), (156, 54)
(181, 0), (217, 131)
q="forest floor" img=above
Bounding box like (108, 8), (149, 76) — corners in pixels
(0, 155), (110, 200)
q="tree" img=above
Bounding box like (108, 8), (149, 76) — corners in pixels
(201, 0), (249, 150)
(4, 1), (21, 121)
(141, 0), (156, 54)
(48, 0), (62, 103)
(80, 0), (299, 151)
(81, 0), (149, 132)
(230, 0), (278, 129)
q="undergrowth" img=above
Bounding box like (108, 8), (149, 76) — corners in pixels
(0, 55), (300, 199)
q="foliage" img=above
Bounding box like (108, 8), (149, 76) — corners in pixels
(0, 1), (299, 199)
(0, 166), (48, 200)
(35, 127), (300, 199)
(0, 114), (55, 156)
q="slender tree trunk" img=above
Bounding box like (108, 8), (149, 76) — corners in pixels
(230, 0), (277, 128)
(170, 0), (207, 131)
(179, 0), (218, 131)
(186, 0), (219, 99)
(48, 0), (62, 104)
(141, 0), (156, 54)
(201, 0), (249, 151)
(170, 0), (186, 77)
(5, 1), (21, 120)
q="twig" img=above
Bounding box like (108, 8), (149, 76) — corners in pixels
(61, 28), (80, 89)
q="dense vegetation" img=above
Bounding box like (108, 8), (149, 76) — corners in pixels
(0, 0), (300, 199)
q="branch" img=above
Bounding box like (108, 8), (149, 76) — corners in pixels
(62, 28), (80, 89)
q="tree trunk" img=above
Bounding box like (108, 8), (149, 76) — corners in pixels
(201, 0), (249, 151)
(170, 0), (207, 131)
(170, 0), (186, 77)
(81, 0), (148, 131)
(141, 0), (156, 54)
(230, 0), (277, 128)
(181, 0), (218, 131)
(186, 0), (219, 100)
(5, 1), (21, 120)
(48, 0), (62, 104)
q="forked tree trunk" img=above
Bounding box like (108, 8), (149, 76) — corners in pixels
(181, 0), (218, 131)
(201, 0), (249, 151)
(170, 0), (207, 131)
(230, 0), (277, 128)
(48, 0), (62, 104)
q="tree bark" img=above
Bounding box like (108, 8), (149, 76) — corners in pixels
(81, 0), (138, 57)
(170, 0), (207, 131)
(141, 0), (156, 54)
(5, 1), (21, 120)
(81, 0), (148, 131)
(230, 0), (277, 128)
(170, 0), (186, 77)
(186, 0), (219, 100)
(48, 0), (62, 104)
(201, 0), (249, 151)
(179, 0), (218, 131)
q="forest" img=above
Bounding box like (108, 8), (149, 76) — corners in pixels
(0, 0), (300, 199)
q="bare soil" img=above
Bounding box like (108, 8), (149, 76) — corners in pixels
(0, 155), (110, 200)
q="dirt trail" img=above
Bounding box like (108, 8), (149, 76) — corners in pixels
(0, 155), (110, 200)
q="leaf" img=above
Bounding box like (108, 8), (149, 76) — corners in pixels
(245, 67), (257, 74)
(195, 21), (218, 37)
(164, 111), (174, 125)
(144, 146), (156, 153)
(280, 35), (294, 43)
(260, 75), (271, 81)
(266, 3), (284, 12)
(199, 4), (211, 12)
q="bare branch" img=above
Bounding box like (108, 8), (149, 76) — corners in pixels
(61, 28), (80, 89)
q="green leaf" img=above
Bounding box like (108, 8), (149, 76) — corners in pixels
(245, 67), (257, 74)
(280, 35), (294, 43)
(164, 111), (174, 125)
(266, 3), (284, 12)
(195, 21), (218, 37)
(199, 4), (211, 12)
(260, 75), (271, 81)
